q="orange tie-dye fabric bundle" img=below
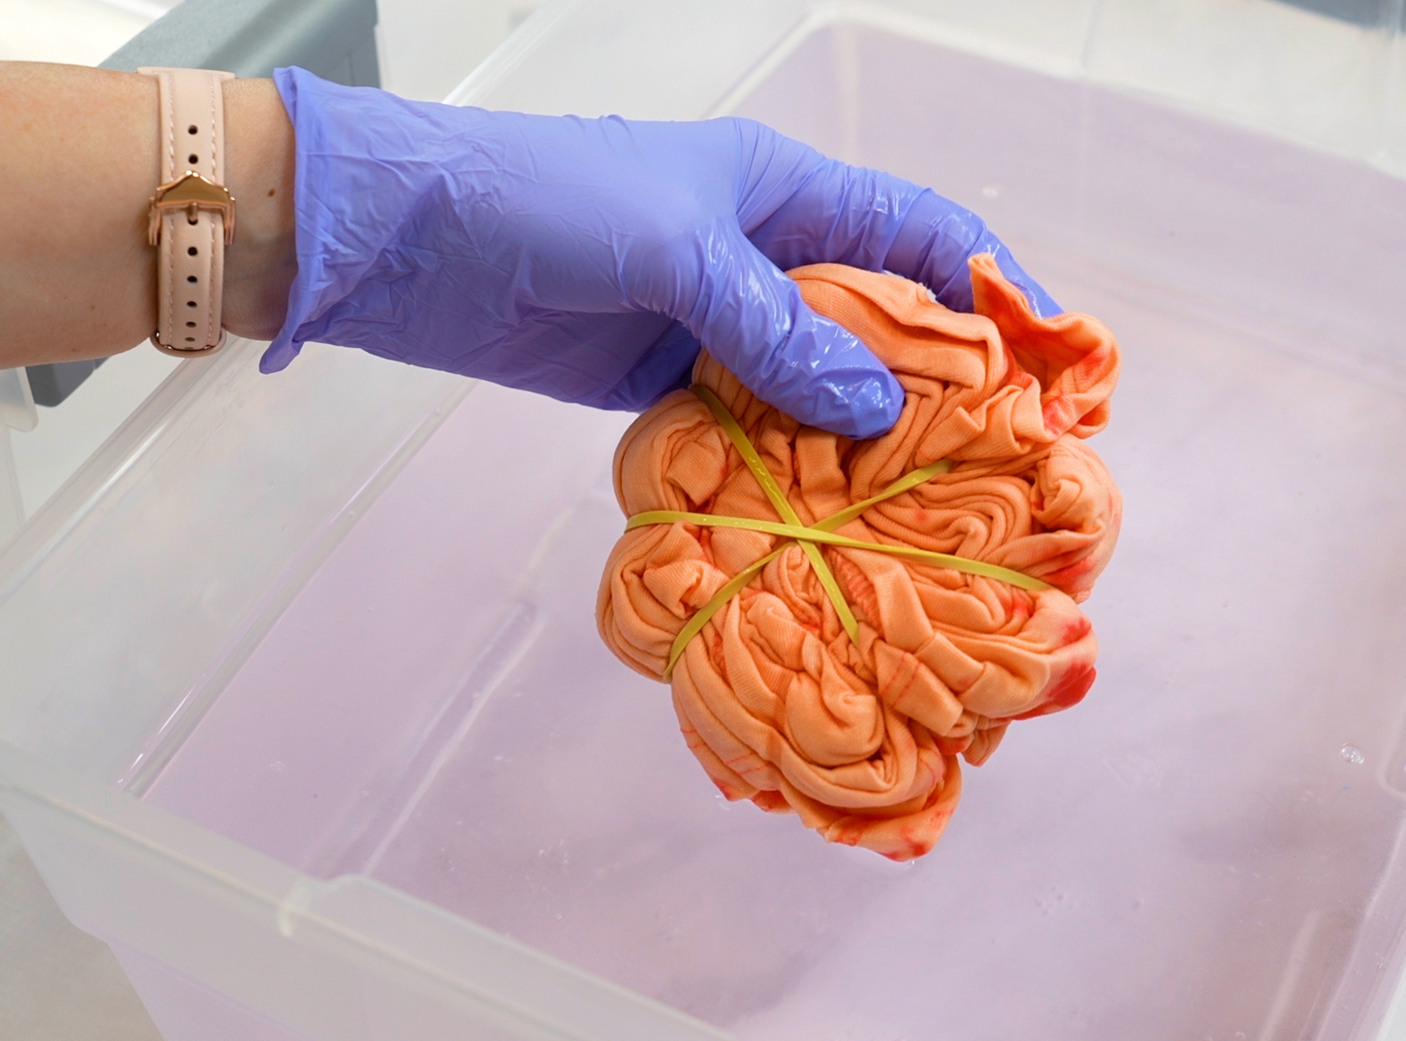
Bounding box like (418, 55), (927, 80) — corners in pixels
(597, 255), (1121, 860)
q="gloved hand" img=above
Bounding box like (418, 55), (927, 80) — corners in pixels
(264, 67), (1059, 440)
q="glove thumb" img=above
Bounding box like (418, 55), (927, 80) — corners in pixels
(678, 224), (902, 440)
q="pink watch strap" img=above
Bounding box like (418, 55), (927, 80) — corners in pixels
(139, 67), (236, 357)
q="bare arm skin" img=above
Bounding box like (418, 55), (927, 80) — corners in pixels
(0, 62), (296, 368)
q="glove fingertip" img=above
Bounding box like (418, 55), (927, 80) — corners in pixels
(818, 367), (903, 440)
(691, 227), (902, 439)
(842, 371), (904, 439)
(259, 340), (300, 374)
(766, 319), (903, 440)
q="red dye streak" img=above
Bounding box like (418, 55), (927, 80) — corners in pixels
(752, 791), (789, 813)
(1013, 663), (1096, 720)
(1060, 614), (1092, 642)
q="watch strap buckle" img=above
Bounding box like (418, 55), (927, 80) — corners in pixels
(147, 171), (237, 247)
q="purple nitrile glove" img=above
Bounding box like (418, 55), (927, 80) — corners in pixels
(265, 67), (1059, 440)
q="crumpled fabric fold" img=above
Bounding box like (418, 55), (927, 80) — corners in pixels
(597, 255), (1121, 860)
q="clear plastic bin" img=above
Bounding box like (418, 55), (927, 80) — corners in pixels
(3, 2), (1406, 1039)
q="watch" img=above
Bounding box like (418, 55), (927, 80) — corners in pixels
(139, 67), (237, 357)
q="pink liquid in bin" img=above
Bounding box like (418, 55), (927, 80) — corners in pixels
(143, 25), (1406, 1041)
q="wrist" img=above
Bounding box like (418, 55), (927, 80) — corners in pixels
(220, 77), (296, 342)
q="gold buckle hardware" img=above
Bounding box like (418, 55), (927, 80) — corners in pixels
(147, 171), (237, 247)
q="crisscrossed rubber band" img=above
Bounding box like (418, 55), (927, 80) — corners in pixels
(690, 386), (861, 645)
(626, 508), (1051, 589)
(629, 385), (1050, 678)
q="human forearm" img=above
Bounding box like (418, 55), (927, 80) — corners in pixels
(0, 62), (295, 369)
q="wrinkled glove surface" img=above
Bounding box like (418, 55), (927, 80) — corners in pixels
(266, 66), (1058, 439)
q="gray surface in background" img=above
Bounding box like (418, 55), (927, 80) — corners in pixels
(101, 0), (380, 83)
(26, 0), (380, 408)
(1280, 0), (1406, 26)
(25, 363), (107, 408)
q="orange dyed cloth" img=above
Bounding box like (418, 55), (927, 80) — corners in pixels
(597, 256), (1121, 860)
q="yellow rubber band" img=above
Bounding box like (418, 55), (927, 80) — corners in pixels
(626, 511), (1048, 591)
(814, 458), (955, 532)
(661, 546), (788, 680)
(634, 386), (1050, 678)
(692, 385), (859, 644)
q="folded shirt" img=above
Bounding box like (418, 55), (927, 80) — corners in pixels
(598, 255), (1121, 860)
